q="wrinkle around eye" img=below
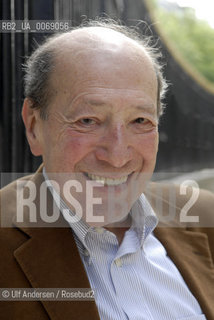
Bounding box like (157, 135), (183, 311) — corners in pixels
(131, 118), (157, 133)
(65, 119), (101, 134)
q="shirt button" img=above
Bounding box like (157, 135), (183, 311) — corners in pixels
(95, 227), (104, 234)
(84, 249), (90, 256)
(115, 258), (122, 267)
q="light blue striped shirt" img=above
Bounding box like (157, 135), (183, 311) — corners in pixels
(43, 169), (206, 320)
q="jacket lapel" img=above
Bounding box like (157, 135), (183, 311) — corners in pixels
(14, 227), (100, 320)
(12, 167), (100, 320)
(154, 227), (214, 320)
(147, 182), (214, 319)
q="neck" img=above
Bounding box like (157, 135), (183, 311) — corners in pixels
(105, 227), (129, 245)
(104, 214), (132, 245)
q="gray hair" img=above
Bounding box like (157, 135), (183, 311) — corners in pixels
(24, 18), (168, 119)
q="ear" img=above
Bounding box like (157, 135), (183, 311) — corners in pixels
(22, 98), (43, 156)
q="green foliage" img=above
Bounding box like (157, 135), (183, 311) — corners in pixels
(153, 3), (214, 84)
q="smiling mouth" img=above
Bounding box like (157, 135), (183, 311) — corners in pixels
(84, 173), (132, 186)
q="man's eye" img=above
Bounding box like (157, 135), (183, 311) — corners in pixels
(133, 117), (154, 131)
(79, 118), (96, 125)
(135, 117), (146, 124)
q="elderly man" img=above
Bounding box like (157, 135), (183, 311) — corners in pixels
(0, 20), (214, 320)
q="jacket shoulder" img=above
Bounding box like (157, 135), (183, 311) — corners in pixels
(145, 181), (214, 228)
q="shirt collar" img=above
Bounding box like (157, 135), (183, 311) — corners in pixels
(130, 194), (158, 247)
(42, 168), (91, 248)
(43, 168), (158, 251)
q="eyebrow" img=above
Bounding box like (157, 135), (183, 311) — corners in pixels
(86, 99), (109, 107)
(86, 99), (156, 111)
(135, 105), (156, 113)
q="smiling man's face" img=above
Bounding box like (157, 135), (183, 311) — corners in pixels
(24, 28), (159, 226)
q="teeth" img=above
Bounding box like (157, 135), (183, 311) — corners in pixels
(86, 173), (128, 186)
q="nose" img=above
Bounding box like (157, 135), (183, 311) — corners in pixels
(95, 123), (133, 168)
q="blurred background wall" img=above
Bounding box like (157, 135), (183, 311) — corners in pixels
(1, 0), (214, 175)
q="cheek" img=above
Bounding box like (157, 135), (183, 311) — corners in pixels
(135, 131), (159, 159)
(62, 133), (97, 165)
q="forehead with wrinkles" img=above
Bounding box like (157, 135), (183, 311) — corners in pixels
(43, 27), (158, 112)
